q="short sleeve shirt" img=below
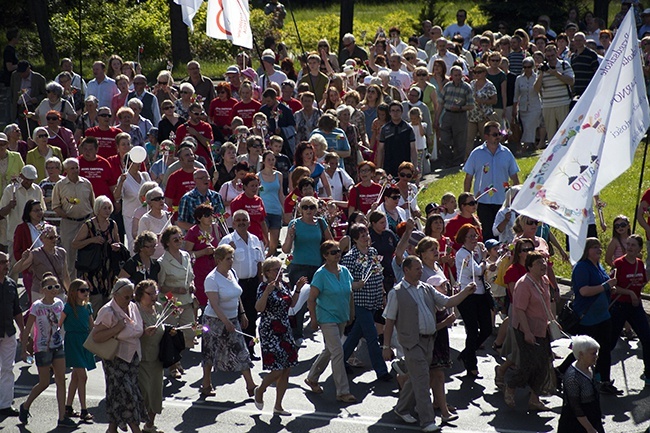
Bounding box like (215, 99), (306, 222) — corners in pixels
(311, 265), (352, 324)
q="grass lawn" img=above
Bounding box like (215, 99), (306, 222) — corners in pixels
(418, 142), (650, 283)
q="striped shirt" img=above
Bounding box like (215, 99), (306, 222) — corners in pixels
(441, 80), (475, 111)
(539, 60), (574, 108)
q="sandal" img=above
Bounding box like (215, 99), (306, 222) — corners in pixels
(504, 387), (516, 408)
(304, 378), (323, 394)
(336, 393), (357, 403)
(247, 385), (257, 398)
(199, 386), (216, 397)
(64, 406), (80, 418)
(494, 366), (505, 390)
(80, 409), (94, 422)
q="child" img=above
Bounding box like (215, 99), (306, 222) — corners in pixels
(145, 127), (159, 166)
(251, 112), (271, 145)
(60, 279), (96, 422)
(20, 273), (75, 428)
(269, 135), (291, 194)
(408, 107), (427, 176)
(440, 192), (458, 222)
(484, 239), (507, 317)
(373, 168), (387, 184)
(606, 215), (631, 267)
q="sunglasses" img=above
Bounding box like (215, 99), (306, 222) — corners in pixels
(521, 247), (535, 252)
(37, 134), (49, 138)
(463, 200), (477, 206)
(614, 222), (629, 229)
(158, 81), (168, 85)
(77, 288), (89, 293)
(326, 249), (342, 256)
(163, 106), (174, 110)
(190, 111), (201, 116)
(44, 284), (61, 291)
(399, 172), (413, 178)
(301, 205), (317, 211)
(150, 196), (164, 201)
(98, 113), (111, 118)
(46, 116), (59, 121)
(526, 220), (539, 225)
(389, 195), (401, 200)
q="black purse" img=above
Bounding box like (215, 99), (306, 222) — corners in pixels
(158, 325), (186, 368)
(75, 221), (102, 273)
(557, 296), (597, 336)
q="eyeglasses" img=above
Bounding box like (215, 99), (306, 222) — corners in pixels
(37, 134), (49, 138)
(525, 220), (539, 225)
(150, 196), (164, 202)
(77, 288), (89, 293)
(190, 111), (201, 116)
(301, 205), (317, 211)
(46, 116), (59, 121)
(158, 81), (168, 85)
(399, 172), (413, 178)
(44, 284), (61, 291)
(326, 249), (342, 256)
(463, 200), (477, 206)
(614, 222), (629, 229)
(521, 247), (535, 252)
(251, 143), (263, 148)
(416, 73), (428, 77)
(98, 113), (111, 118)
(489, 132), (501, 137)
(389, 195), (401, 200)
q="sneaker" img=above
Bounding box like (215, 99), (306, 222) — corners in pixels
(422, 421), (441, 432)
(391, 358), (408, 375)
(393, 409), (417, 424)
(294, 338), (304, 347)
(599, 381), (624, 395)
(18, 404), (30, 425)
(57, 417), (77, 429)
(377, 372), (393, 382)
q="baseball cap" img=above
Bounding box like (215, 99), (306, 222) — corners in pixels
(485, 239), (501, 251)
(0, 133), (7, 143)
(408, 230), (426, 247)
(21, 165), (38, 180)
(17, 60), (31, 73)
(262, 49), (276, 63)
(225, 65), (240, 75)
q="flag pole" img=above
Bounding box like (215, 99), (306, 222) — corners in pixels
(632, 129), (650, 233)
(285, 0), (306, 55)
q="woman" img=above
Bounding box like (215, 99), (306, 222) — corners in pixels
(343, 90), (369, 147)
(336, 105), (366, 181)
(238, 134), (264, 172)
(320, 86), (342, 111)
(137, 187), (171, 260)
(503, 251), (553, 411)
(71, 195), (123, 313)
(218, 161), (248, 230)
(19, 273), (73, 428)
(311, 134), (328, 165)
(57, 71), (83, 115)
(26, 127), (64, 182)
(317, 39), (340, 73)
(184, 204), (220, 308)
(14, 225), (70, 302)
(92, 279), (146, 433)
(112, 74), (131, 119)
(311, 111), (352, 173)
(295, 91), (321, 144)
(605, 215), (631, 267)
(466, 63), (497, 159)
(305, 240), (358, 403)
(201, 244), (257, 398)
(430, 59), (449, 98)
(4, 123), (29, 162)
(290, 141), (331, 196)
(44, 110), (77, 160)
(379, 186), (407, 234)
(209, 82), (238, 138)
(175, 82), (195, 119)
(121, 62), (136, 88)
(253, 257), (305, 415)
(107, 55), (123, 79)
(74, 96), (99, 143)
(59, 279), (95, 422)
(158, 225), (196, 365)
(230, 173), (270, 246)
(444, 192), (482, 250)
(516, 215), (560, 293)
(424, 213), (455, 277)
(513, 57), (544, 151)
(116, 107), (145, 148)
(157, 99), (186, 143)
(348, 161), (382, 214)
(258, 151), (285, 256)
(360, 85), (383, 152)
(323, 152), (353, 204)
(557, 238), (620, 395)
(13, 200), (45, 298)
(153, 71), (177, 110)
(34, 81), (76, 127)
(369, 210), (399, 292)
(394, 161), (421, 216)
(134, 280), (166, 433)
(412, 66), (438, 126)
(454, 223), (492, 378)
(486, 51), (508, 123)
(213, 142), (238, 191)
(118, 231), (161, 286)
(557, 335), (605, 433)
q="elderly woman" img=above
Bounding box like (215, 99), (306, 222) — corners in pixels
(112, 74), (131, 119)
(209, 82), (238, 138)
(129, 181), (159, 244)
(137, 187), (171, 260)
(213, 142), (238, 191)
(379, 186), (407, 233)
(44, 110), (77, 159)
(57, 71), (83, 115)
(12, 200), (45, 298)
(558, 335), (604, 433)
(230, 173), (270, 246)
(118, 231), (161, 286)
(336, 105), (365, 180)
(503, 251), (553, 411)
(184, 204), (220, 308)
(466, 63), (497, 159)
(323, 152), (353, 203)
(34, 81), (76, 127)
(3, 123), (29, 162)
(116, 107), (145, 148)
(513, 57), (544, 152)
(304, 240), (358, 403)
(253, 257), (305, 415)
(91, 279), (146, 433)
(157, 99), (185, 143)
(158, 225), (196, 376)
(175, 82), (196, 119)
(71, 195), (123, 313)
(74, 95), (99, 143)
(134, 280), (165, 433)
(295, 91), (321, 144)
(310, 112), (351, 168)
(201, 244), (257, 398)
(455, 223), (492, 378)
(26, 127), (64, 182)
(557, 238), (620, 395)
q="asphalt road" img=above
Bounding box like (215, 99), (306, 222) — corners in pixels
(3, 315), (650, 433)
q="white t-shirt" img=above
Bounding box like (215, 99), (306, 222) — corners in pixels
(203, 268), (243, 319)
(324, 168), (354, 201)
(410, 121), (428, 151)
(443, 23), (473, 48)
(389, 69), (413, 92)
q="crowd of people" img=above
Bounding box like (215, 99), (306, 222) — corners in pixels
(1, 2), (650, 432)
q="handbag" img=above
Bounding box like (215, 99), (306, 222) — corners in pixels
(557, 301), (581, 335)
(527, 275), (568, 341)
(159, 325), (186, 368)
(75, 220), (103, 273)
(83, 330), (118, 360)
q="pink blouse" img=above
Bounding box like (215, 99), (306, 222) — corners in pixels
(94, 298), (144, 362)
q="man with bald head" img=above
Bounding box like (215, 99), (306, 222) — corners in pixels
(177, 168), (225, 231)
(424, 26), (443, 59)
(570, 32), (599, 98)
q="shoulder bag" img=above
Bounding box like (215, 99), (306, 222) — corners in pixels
(75, 220), (103, 273)
(83, 307), (118, 360)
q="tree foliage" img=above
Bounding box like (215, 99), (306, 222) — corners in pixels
(478, 0), (571, 33)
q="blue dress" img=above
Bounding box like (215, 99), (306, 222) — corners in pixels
(63, 303), (96, 370)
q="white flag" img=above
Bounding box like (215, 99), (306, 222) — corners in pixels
(206, 0), (253, 49)
(511, 9), (650, 262)
(173, 0), (204, 32)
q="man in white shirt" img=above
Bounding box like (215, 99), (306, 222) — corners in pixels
(427, 38), (459, 74)
(388, 53), (412, 94)
(388, 26), (409, 55)
(258, 49), (288, 92)
(424, 26), (443, 59)
(443, 9), (473, 49)
(86, 61), (118, 110)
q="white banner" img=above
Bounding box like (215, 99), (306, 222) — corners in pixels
(511, 9), (650, 262)
(206, 0), (253, 49)
(173, 0), (204, 32)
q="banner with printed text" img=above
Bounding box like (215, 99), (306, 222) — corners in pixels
(206, 0), (253, 49)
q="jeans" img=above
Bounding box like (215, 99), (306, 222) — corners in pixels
(342, 305), (388, 377)
(610, 302), (650, 376)
(457, 293), (493, 371)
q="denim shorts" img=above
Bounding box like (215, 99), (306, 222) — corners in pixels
(265, 213), (283, 230)
(35, 345), (65, 367)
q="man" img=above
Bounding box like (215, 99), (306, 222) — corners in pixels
(0, 251), (24, 417)
(279, 80), (302, 113)
(2, 29), (19, 87)
(377, 102), (416, 178)
(299, 54), (329, 103)
(182, 60), (216, 112)
(258, 49), (287, 92)
(438, 66), (475, 167)
(55, 57), (86, 95)
(537, 15), (557, 40)
(85, 106), (120, 159)
(10, 61), (46, 140)
(219, 209), (265, 359)
(426, 38), (459, 75)
(174, 103), (214, 171)
(86, 61), (118, 110)
(224, 65), (242, 99)
(338, 33), (368, 66)
(534, 44), (574, 144)
(0, 165), (46, 265)
(443, 9), (473, 49)
(507, 35), (525, 76)
(77, 136), (117, 203)
(463, 121), (520, 241)
(260, 88), (296, 157)
(418, 20), (433, 51)
(165, 145), (198, 210)
(383, 256), (475, 432)
(388, 53), (412, 94)
(177, 169), (225, 231)
(570, 32), (599, 98)
(52, 157), (95, 277)
(388, 26), (408, 55)
(424, 26), (443, 59)
(127, 74), (161, 125)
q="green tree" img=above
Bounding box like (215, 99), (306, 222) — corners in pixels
(479, 0), (570, 33)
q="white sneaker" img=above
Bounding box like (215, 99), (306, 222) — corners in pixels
(393, 409), (417, 424)
(422, 422), (441, 432)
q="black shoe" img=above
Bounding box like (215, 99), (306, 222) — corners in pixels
(599, 381), (624, 395)
(249, 353), (261, 361)
(18, 404), (30, 425)
(377, 372), (393, 382)
(345, 362), (353, 374)
(0, 406), (19, 416)
(57, 417), (77, 428)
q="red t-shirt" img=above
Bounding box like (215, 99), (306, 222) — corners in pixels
(230, 193), (267, 241)
(208, 98), (238, 129)
(232, 99), (262, 127)
(174, 121), (214, 170)
(504, 263), (527, 297)
(85, 126), (120, 159)
(444, 214), (483, 251)
(613, 256), (647, 303)
(78, 156), (117, 201)
(164, 169), (196, 207)
(348, 182), (382, 213)
(280, 97), (303, 113)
